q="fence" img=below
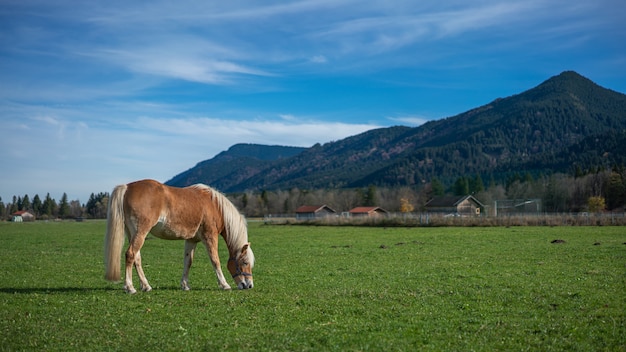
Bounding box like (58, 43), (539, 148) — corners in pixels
(262, 211), (626, 226)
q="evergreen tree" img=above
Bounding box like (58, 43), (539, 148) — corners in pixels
(32, 194), (42, 216)
(524, 172), (534, 183)
(58, 193), (70, 219)
(365, 185), (377, 206)
(574, 165), (584, 178)
(471, 175), (484, 194)
(85, 192), (109, 218)
(86, 193), (97, 217)
(242, 193), (248, 209)
(605, 171), (624, 210)
(42, 193), (55, 217)
(454, 177), (469, 195)
(431, 178), (445, 196)
(10, 196), (18, 214)
(22, 195), (31, 211)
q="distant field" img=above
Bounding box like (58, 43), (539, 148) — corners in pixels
(0, 221), (624, 351)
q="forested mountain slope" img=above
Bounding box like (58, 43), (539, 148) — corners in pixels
(167, 71), (626, 191)
(166, 144), (306, 190)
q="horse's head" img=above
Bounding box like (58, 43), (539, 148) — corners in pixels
(228, 242), (254, 289)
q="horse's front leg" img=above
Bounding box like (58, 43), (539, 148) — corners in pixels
(181, 240), (197, 291)
(202, 235), (231, 290)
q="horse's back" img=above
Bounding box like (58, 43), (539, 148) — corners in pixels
(125, 179), (166, 210)
(124, 179), (213, 239)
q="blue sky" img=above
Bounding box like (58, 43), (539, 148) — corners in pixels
(1, 0), (625, 203)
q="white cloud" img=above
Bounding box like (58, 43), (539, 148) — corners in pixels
(132, 115), (379, 148)
(279, 114), (297, 121)
(92, 46), (272, 85)
(310, 55), (328, 64)
(387, 115), (430, 127)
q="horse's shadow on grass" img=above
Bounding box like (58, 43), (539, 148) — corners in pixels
(0, 285), (228, 294)
(0, 286), (118, 294)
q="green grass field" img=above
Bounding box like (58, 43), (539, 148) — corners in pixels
(0, 221), (624, 351)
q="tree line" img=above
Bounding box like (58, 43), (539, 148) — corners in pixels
(2, 166), (624, 221)
(0, 192), (109, 221)
(228, 167), (625, 217)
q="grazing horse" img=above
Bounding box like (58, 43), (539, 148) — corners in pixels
(104, 179), (254, 293)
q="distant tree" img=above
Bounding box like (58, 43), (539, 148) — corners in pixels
(32, 194), (42, 217)
(69, 200), (83, 218)
(241, 193), (248, 209)
(242, 191), (262, 217)
(431, 178), (445, 196)
(86, 192), (109, 218)
(334, 189), (360, 212)
(544, 175), (568, 212)
(42, 193), (55, 217)
(506, 173), (521, 190)
(365, 185), (377, 206)
(10, 196), (18, 214)
(454, 177), (469, 195)
(471, 174), (484, 194)
(21, 195), (31, 211)
(587, 196), (606, 212)
(0, 197), (5, 219)
(604, 171), (625, 210)
(58, 193), (70, 219)
(400, 198), (414, 213)
(524, 172), (534, 184)
(574, 165), (584, 178)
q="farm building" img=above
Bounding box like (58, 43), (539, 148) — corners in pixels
(424, 195), (484, 216)
(295, 205), (337, 220)
(11, 210), (35, 222)
(348, 206), (388, 217)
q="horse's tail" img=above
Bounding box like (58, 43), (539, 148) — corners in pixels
(104, 184), (128, 282)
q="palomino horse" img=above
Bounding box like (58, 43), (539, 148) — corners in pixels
(104, 179), (254, 293)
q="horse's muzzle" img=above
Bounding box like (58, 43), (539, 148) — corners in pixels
(238, 279), (254, 290)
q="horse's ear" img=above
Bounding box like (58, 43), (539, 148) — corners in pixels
(242, 242), (250, 253)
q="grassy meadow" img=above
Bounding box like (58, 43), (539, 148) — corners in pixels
(0, 221), (624, 351)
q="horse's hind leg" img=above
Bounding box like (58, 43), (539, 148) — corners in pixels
(134, 250), (152, 292)
(124, 244), (137, 294)
(124, 228), (151, 294)
(181, 240), (197, 291)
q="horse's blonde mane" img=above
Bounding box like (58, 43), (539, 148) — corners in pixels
(191, 184), (254, 266)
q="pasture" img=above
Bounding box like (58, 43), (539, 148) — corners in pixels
(0, 221), (624, 351)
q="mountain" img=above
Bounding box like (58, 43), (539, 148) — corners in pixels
(166, 71), (626, 191)
(166, 144), (307, 190)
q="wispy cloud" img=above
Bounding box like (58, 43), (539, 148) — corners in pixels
(387, 115), (430, 127)
(93, 48), (271, 85)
